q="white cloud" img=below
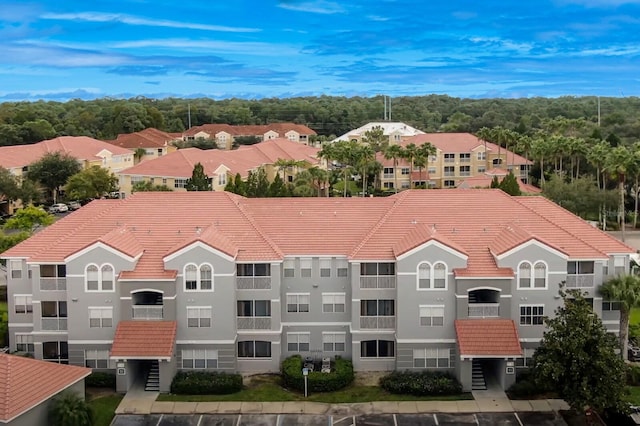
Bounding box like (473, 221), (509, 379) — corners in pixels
(555, 0), (640, 6)
(277, 1), (345, 14)
(111, 39), (299, 56)
(40, 12), (260, 33)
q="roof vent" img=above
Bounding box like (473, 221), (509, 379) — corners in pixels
(195, 226), (202, 234)
(411, 219), (417, 225)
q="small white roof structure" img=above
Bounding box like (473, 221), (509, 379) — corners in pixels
(332, 122), (425, 142)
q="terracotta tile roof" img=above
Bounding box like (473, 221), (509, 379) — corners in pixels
(489, 223), (568, 258)
(0, 136), (133, 169)
(107, 128), (178, 149)
(110, 321), (177, 358)
(455, 319), (523, 356)
(393, 224), (468, 258)
(457, 174), (542, 194)
(184, 123), (316, 137)
(97, 225), (144, 259)
(0, 354), (90, 423)
(165, 223), (238, 259)
(119, 138), (320, 179)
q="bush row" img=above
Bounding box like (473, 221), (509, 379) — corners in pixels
(281, 355), (354, 393)
(380, 370), (462, 396)
(85, 372), (116, 389)
(506, 370), (555, 399)
(170, 371), (243, 395)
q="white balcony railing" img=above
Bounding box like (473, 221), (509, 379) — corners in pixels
(360, 316), (396, 329)
(565, 274), (594, 288)
(468, 303), (500, 318)
(40, 278), (67, 291)
(41, 318), (68, 330)
(132, 305), (163, 320)
(236, 277), (271, 290)
(360, 276), (396, 289)
(237, 317), (271, 330)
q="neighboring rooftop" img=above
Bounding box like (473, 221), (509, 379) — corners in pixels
(457, 171), (542, 194)
(183, 122), (316, 138)
(455, 319), (523, 357)
(106, 128), (179, 149)
(111, 321), (177, 359)
(333, 122), (425, 142)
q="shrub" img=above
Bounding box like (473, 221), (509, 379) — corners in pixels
(627, 364), (640, 386)
(379, 370), (462, 396)
(85, 372), (116, 389)
(507, 370), (554, 399)
(170, 371), (243, 395)
(281, 355), (354, 393)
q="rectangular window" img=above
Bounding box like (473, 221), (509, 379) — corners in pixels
(602, 300), (621, 311)
(444, 166), (455, 177)
(218, 173), (227, 186)
(43, 341), (68, 364)
(300, 258), (312, 278)
(477, 166), (486, 173)
(157, 148), (163, 156)
(614, 256), (626, 275)
(182, 349), (218, 369)
(360, 263), (395, 276)
(286, 293), (310, 313)
(515, 348), (535, 367)
(15, 334), (34, 353)
(419, 305), (444, 326)
(238, 341), (272, 358)
(320, 258), (331, 277)
(322, 293), (346, 313)
(444, 153), (455, 163)
(428, 167), (436, 174)
(567, 261), (595, 274)
(85, 349), (109, 369)
(520, 305), (544, 326)
(460, 153), (471, 162)
(237, 264), (271, 277)
(383, 182), (394, 189)
(40, 264), (66, 278)
(337, 259), (348, 277)
(174, 178), (187, 188)
(444, 180), (455, 188)
(361, 340), (395, 358)
(401, 167), (410, 175)
(477, 151), (486, 160)
(323, 332), (346, 352)
(459, 165), (471, 176)
(287, 333), (310, 352)
(42, 301), (67, 318)
(14, 295), (33, 314)
(383, 167), (394, 177)
(9, 259), (22, 279)
(360, 300), (395, 316)
(187, 306), (212, 327)
(237, 300), (271, 317)
(283, 259), (295, 278)
(413, 348), (450, 368)
(89, 307), (113, 328)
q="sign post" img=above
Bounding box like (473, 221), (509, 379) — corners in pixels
(302, 367), (309, 398)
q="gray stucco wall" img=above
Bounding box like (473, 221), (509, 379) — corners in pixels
(7, 380), (85, 426)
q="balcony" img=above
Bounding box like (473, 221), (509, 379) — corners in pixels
(383, 173), (394, 179)
(360, 276), (396, 289)
(565, 274), (594, 288)
(468, 303), (500, 318)
(41, 318), (67, 330)
(132, 305), (163, 320)
(40, 278), (67, 291)
(237, 317), (271, 330)
(360, 316), (396, 329)
(236, 277), (271, 290)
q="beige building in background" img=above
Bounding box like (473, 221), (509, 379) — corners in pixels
(183, 123), (317, 150)
(106, 128), (179, 163)
(333, 121), (425, 145)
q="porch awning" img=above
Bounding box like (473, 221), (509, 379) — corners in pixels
(454, 319), (522, 358)
(110, 321), (177, 360)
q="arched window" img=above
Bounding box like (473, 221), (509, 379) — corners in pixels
(185, 264), (198, 290)
(184, 263), (214, 291)
(86, 265), (99, 291)
(418, 263), (431, 289)
(86, 264), (115, 292)
(534, 262), (547, 288)
(200, 264), (213, 290)
(518, 262), (532, 288)
(101, 265), (114, 291)
(433, 263), (447, 289)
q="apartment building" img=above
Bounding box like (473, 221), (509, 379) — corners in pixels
(105, 128), (179, 164)
(333, 122), (425, 145)
(1, 190), (631, 393)
(183, 123), (317, 150)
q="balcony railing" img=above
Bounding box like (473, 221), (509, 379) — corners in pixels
(237, 317), (271, 330)
(444, 171), (455, 177)
(132, 305), (163, 320)
(468, 303), (500, 318)
(360, 276), (396, 289)
(41, 318), (68, 330)
(236, 277), (271, 290)
(360, 316), (396, 329)
(383, 173), (394, 179)
(565, 274), (594, 288)
(40, 278), (67, 291)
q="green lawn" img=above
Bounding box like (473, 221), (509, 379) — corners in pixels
(89, 394), (123, 426)
(0, 301), (7, 315)
(631, 308), (640, 327)
(625, 386), (640, 405)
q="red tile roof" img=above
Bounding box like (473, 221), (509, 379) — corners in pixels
(107, 128), (178, 149)
(184, 122), (316, 137)
(457, 174), (542, 194)
(0, 354), (90, 423)
(455, 319), (523, 356)
(111, 321), (177, 358)
(393, 224), (468, 258)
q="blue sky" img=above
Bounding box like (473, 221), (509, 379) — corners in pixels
(1, 0), (640, 101)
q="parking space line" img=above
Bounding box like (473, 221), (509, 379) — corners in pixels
(353, 415), (356, 425)
(236, 414), (242, 426)
(196, 414), (203, 426)
(433, 413), (439, 425)
(393, 414), (398, 426)
(155, 414), (163, 426)
(473, 413), (480, 425)
(514, 412), (524, 426)
(276, 414), (282, 426)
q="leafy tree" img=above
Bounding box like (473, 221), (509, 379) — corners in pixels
(0, 167), (20, 201)
(245, 167), (270, 197)
(18, 179), (42, 205)
(3, 205), (55, 232)
(498, 171), (521, 196)
(131, 180), (172, 192)
(65, 166), (118, 200)
(599, 274), (640, 360)
(234, 135), (261, 146)
(490, 175), (500, 188)
(268, 173), (289, 197)
(185, 163), (212, 191)
(27, 152), (82, 202)
(48, 391), (93, 426)
(360, 125), (387, 152)
(531, 288), (628, 415)
(133, 148), (146, 163)
(0, 232), (30, 262)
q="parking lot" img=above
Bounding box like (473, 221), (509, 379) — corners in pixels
(112, 412), (567, 426)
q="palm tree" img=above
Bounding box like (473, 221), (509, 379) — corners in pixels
(133, 148), (146, 164)
(587, 141), (611, 191)
(416, 142), (436, 188)
(606, 145), (633, 242)
(274, 159), (309, 185)
(476, 127), (493, 170)
(531, 135), (553, 185)
(48, 391), (93, 426)
(383, 144), (404, 193)
(306, 166), (329, 197)
(403, 143), (418, 189)
(600, 274), (640, 360)
(355, 144), (376, 196)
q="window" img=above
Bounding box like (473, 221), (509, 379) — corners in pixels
(337, 259), (348, 277)
(401, 167), (410, 175)
(157, 148), (163, 156)
(131, 176), (144, 184)
(566, 261), (595, 288)
(40, 264), (66, 278)
(533, 262), (546, 288)
(300, 258), (312, 277)
(444, 180), (455, 187)
(43, 341), (68, 364)
(515, 348), (535, 367)
(187, 306), (212, 327)
(287, 333), (310, 352)
(85, 349), (109, 369)
(237, 264), (271, 277)
(361, 340), (395, 358)
(286, 293), (310, 313)
(418, 263), (431, 289)
(518, 262), (532, 288)
(444, 166), (455, 177)
(238, 341), (271, 358)
(361, 300), (394, 316)
(428, 167), (436, 174)
(520, 305), (544, 325)
(460, 153), (471, 162)
(86, 264), (114, 291)
(477, 166), (486, 173)
(429, 155), (437, 162)
(320, 258), (331, 277)
(419, 305), (444, 326)
(284, 259), (295, 278)
(493, 158), (503, 166)
(237, 300), (271, 317)
(413, 348), (450, 368)
(383, 167), (394, 177)
(182, 349), (218, 369)
(42, 301), (67, 318)
(383, 182), (394, 189)
(433, 263), (446, 288)
(323, 293), (346, 313)
(15, 334), (34, 353)
(89, 307), (113, 328)
(602, 300), (621, 311)
(417, 262), (447, 289)
(361, 263), (395, 276)
(614, 256), (626, 275)
(444, 153), (455, 163)
(477, 151), (486, 160)
(174, 178), (187, 189)
(14, 295), (32, 314)
(459, 165), (471, 176)
(9, 259), (22, 279)
(323, 332), (346, 352)
(184, 263), (214, 291)
(218, 173), (227, 186)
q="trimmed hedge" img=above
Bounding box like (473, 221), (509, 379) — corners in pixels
(380, 370), (462, 396)
(85, 372), (116, 389)
(281, 355), (354, 393)
(170, 371), (243, 395)
(506, 370), (554, 399)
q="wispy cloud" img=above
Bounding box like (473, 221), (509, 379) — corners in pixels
(112, 39), (300, 56)
(41, 12), (261, 33)
(555, 0), (640, 7)
(277, 1), (345, 14)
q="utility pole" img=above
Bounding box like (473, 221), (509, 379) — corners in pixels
(383, 95), (387, 121)
(388, 97), (392, 121)
(597, 96), (600, 127)
(188, 103), (192, 128)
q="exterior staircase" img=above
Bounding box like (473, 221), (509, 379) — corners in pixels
(472, 359), (487, 390)
(145, 360), (160, 392)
